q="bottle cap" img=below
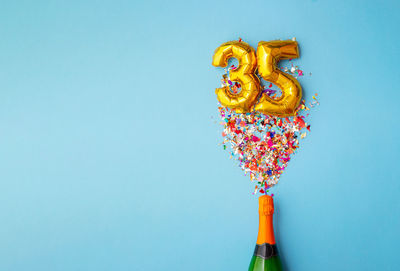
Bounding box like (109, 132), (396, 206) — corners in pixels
(258, 195), (274, 216)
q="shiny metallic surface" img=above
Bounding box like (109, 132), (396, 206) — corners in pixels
(212, 41), (260, 113)
(255, 40), (302, 117)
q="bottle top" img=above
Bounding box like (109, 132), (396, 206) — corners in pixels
(258, 195), (274, 216)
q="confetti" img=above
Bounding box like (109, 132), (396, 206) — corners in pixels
(217, 62), (319, 195)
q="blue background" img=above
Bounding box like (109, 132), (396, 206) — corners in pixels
(0, 0), (399, 270)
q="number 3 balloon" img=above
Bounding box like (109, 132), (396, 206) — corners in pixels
(212, 41), (260, 113)
(212, 40), (302, 117)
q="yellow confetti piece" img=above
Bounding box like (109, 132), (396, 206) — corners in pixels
(253, 185), (258, 194)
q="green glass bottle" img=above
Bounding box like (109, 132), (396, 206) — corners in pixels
(248, 195), (282, 271)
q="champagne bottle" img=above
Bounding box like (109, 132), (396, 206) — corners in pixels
(248, 195), (283, 271)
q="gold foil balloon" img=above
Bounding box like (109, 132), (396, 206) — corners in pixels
(212, 41), (260, 113)
(255, 40), (302, 117)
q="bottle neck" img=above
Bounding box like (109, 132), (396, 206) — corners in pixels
(256, 195), (276, 245)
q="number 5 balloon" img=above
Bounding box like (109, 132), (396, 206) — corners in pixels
(255, 40), (302, 117)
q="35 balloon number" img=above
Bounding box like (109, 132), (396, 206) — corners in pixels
(212, 40), (302, 117)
